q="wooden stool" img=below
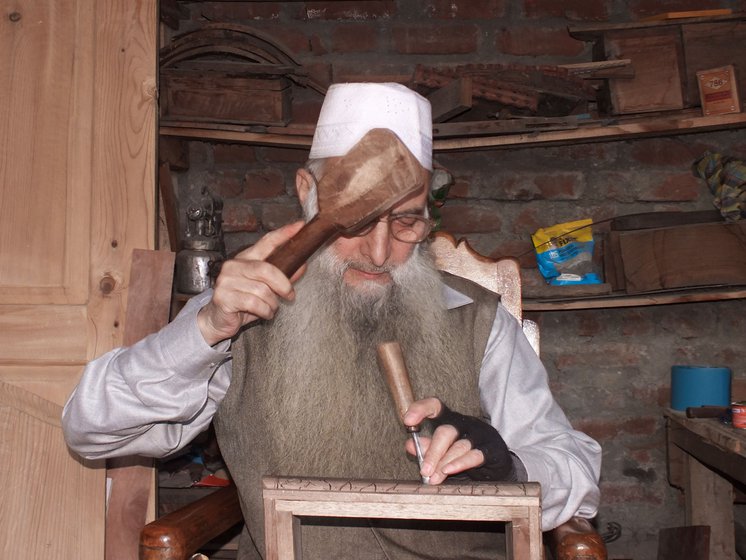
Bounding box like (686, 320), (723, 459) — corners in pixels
(262, 476), (543, 560)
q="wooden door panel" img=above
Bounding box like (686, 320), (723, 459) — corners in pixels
(0, 0), (93, 305)
(0, 305), (88, 364)
(0, 381), (105, 558)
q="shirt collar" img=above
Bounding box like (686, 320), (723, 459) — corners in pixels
(443, 284), (473, 310)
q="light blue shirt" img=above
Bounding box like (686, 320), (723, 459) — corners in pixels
(62, 286), (601, 530)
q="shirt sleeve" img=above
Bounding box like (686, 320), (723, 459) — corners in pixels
(478, 305), (602, 531)
(62, 290), (233, 460)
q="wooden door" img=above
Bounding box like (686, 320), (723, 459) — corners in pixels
(0, 0), (158, 557)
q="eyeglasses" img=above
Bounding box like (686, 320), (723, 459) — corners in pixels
(342, 213), (433, 243)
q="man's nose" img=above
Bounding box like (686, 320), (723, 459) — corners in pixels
(361, 220), (392, 267)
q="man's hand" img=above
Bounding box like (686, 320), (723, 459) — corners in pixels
(196, 221), (306, 346)
(403, 398), (516, 484)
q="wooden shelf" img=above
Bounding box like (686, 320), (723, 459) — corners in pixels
(523, 285), (746, 311)
(160, 110), (746, 151)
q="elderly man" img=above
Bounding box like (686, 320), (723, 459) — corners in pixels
(63, 82), (601, 559)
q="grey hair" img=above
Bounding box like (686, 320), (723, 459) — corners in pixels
(301, 158), (327, 220)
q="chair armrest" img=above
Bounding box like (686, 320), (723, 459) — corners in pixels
(549, 516), (607, 560)
(139, 485), (243, 560)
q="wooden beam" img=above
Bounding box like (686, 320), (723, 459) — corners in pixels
(106, 249), (176, 560)
(427, 77), (473, 123)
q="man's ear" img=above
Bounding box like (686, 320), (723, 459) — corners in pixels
(295, 168), (314, 206)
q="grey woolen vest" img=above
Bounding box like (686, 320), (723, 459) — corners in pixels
(214, 273), (505, 560)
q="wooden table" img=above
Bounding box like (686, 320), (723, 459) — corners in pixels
(665, 409), (746, 559)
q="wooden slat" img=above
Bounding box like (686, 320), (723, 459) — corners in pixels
(0, 381), (105, 559)
(106, 249), (175, 560)
(162, 111), (746, 151)
(0, 305), (88, 363)
(427, 77), (473, 123)
(0, 0), (92, 307)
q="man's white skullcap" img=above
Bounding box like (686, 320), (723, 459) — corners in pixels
(309, 82), (433, 171)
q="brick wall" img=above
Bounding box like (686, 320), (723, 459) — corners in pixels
(164, 2), (746, 558)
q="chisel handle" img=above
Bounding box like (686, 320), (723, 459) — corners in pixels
(376, 341), (416, 424)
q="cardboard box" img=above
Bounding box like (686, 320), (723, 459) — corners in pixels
(617, 221), (746, 293)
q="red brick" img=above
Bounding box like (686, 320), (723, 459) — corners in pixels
(574, 416), (658, 441)
(257, 24), (326, 56)
(191, 2), (284, 20)
(261, 203), (302, 230)
(439, 204), (503, 234)
(600, 171), (637, 203)
(260, 147), (310, 164)
(222, 203), (260, 233)
(424, 0), (507, 19)
(620, 310), (653, 337)
(512, 207), (542, 235)
(576, 312), (603, 337)
(534, 172), (584, 200)
(629, 138), (705, 167)
(304, 1), (397, 20)
(599, 481), (664, 505)
(393, 24), (479, 54)
(303, 62), (334, 90)
(330, 23), (379, 52)
(554, 342), (643, 369)
(242, 168), (288, 199)
(523, 0), (608, 21)
(213, 144), (257, 165)
(494, 175), (536, 201)
(447, 178), (471, 199)
(498, 26), (585, 56)
(640, 173), (702, 202)
(210, 170), (246, 199)
(489, 239), (536, 267)
(332, 61), (413, 84)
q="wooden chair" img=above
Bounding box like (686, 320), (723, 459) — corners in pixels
(140, 232), (606, 560)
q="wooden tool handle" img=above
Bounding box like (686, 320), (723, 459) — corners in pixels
(377, 341), (415, 424)
(265, 215), (339, 277)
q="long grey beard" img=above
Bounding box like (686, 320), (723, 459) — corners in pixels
(259, 245), (465, 479)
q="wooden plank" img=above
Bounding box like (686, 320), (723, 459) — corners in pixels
(642, 9), (732, 22)
(685, 454), (735, 560)
(568, 13), (746, 41)
(0, 305), (88, 363)
(427, 77), (473, 123)
(618, 222), (746, 293)
(603, 30), (686, 114)
(1, 382), (105, 560)
(106, 249), (175, 560)
(610, 210), (722, 231)
(161, 110), (746, 152)
(523, 286), (746, 311)
(158, 162), (181, 253)
(657, 526), (710, 560)
(683, 21), (746, 107)
(0, 0), (93, 306)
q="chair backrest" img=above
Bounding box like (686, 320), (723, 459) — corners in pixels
(430, 232), (539, 354)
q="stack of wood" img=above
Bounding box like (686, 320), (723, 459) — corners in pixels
(159, 24), (326, 127)
(413, 63), (595, 118)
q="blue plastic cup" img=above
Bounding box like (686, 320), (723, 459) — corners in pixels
(670, 365), (732, 411)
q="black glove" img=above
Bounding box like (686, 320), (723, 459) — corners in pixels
(429, 403), (517, 482)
